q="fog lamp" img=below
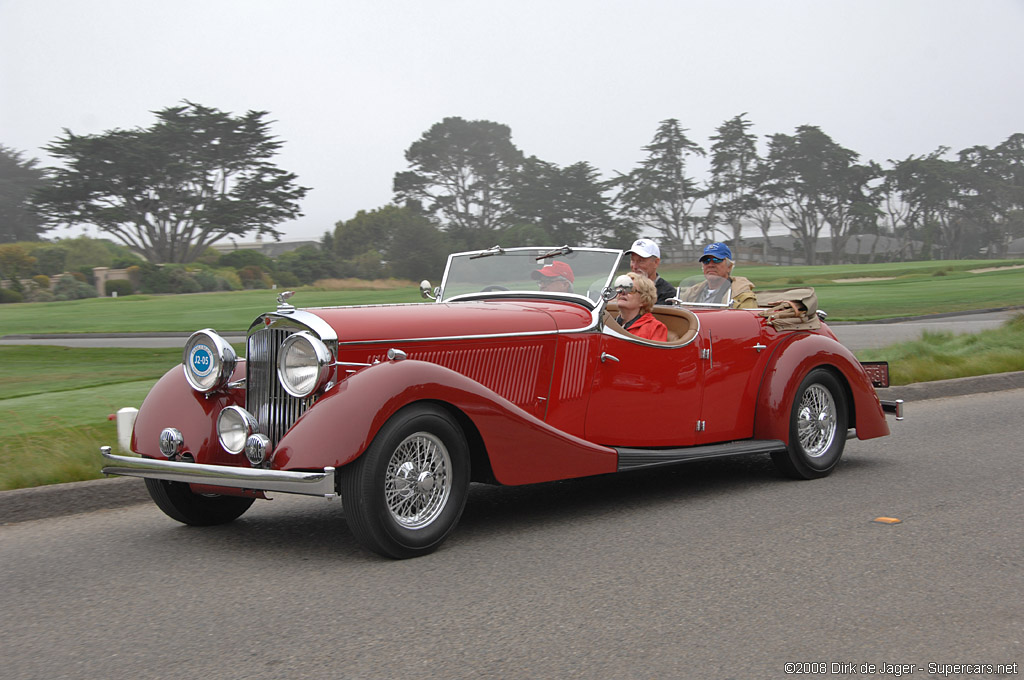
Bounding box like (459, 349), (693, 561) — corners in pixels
(158, 427), (184, 458)
(245, 433), (272, 466)
(217, 406), (259, 455)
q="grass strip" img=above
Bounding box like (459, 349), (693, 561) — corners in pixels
(0, 380), (154, 490)
(856, 313), (1024, 384)
(1, 261), (1022, 334)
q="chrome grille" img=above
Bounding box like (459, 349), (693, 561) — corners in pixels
(246, 327), (315, 447)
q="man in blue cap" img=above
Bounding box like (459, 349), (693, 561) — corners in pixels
(679, 242), (756, 308)
(625, 238), (676, 305)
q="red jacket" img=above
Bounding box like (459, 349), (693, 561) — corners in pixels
(623, 312), (668, 342)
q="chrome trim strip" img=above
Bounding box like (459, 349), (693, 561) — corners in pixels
(100, 449), (337, 498)
(336, 327), (572, 347)
(248, 309), (338, 343)
(336, 301), (608, 347)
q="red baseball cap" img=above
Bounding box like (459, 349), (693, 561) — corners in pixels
(531, 260), (574, 282)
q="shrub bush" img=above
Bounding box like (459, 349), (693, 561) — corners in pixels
(238, 265), (271, 289)
(0, 288), (24, 303)
(105, 279), (135, 297)
(274, 270), (301, 288)
(193, 269), (220, 291)
(52, 275), (97, 301)
(166, 268), (201, 294)
(25, 288), (55, 303)
(218, 250), (274, 271)
(214, 269), (243, 291)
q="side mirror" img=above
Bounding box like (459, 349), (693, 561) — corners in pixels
(420, 280), (437, 301)
(602, 274), (633, 301)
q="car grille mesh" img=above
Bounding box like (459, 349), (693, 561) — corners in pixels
(246, 327), (315, 447)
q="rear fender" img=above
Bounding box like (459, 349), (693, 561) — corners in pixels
(754, 333), (890, 443)
(272, 360), (618, 485)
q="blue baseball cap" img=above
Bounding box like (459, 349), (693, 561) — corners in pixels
(700, 242), (732, 262)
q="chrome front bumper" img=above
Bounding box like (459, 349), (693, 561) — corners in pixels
(100, 447), (337, 498)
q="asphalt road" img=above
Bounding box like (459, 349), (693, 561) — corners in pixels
(1, 389), (1021, 679)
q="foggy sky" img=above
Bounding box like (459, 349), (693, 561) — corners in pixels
(2, 0), (1022, 242)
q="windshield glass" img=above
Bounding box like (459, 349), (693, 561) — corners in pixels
(676, 274), (733, 308)
(439, 247), (623, 303)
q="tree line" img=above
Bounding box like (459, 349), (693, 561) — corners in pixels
(1, 102), (1022, 296)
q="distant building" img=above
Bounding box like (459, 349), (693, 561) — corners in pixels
(210, 237), (319, 257)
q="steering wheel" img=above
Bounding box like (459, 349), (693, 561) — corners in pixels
(480, 285), (509, 292)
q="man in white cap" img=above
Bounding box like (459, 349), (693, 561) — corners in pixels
(625, 238), (675, 305)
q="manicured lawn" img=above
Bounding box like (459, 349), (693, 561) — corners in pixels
(0, 287), (424, 335)
(2, 261), (1021, 335)
(0, 346), (183, 399)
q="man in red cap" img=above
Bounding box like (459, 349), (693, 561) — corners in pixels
(531, 260), (575, 293)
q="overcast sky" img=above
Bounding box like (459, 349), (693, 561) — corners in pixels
(2, 0), (1023, 243)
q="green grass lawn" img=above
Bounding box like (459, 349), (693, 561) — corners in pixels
(1, 260), (1021, 334)
(0, 346), (183, 400)
(857, 313), (1024, 384)
(0, 287), (424, 335)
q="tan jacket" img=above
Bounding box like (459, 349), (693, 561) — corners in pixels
(730, 276), (757, 309)
(680, 276), (757, 309)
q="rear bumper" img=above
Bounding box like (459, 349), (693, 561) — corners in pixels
(100, 447), (337, 498)
(880, 399), (904, 420)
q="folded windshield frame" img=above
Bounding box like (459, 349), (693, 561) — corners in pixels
(438, 247), (625, 305)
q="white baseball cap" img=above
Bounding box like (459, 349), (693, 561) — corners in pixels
(626, 238), (660, 259)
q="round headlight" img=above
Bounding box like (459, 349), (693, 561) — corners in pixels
(182, 329), (237, 393)
(217, 406), (259, 455)
(277, 331), (333, 398)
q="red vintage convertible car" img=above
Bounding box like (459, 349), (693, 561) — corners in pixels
(101, 246), (902, 558)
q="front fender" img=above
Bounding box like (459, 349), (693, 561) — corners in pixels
(754, 333), (890, 443)
(131, 364), (246, 464)
(272, 360), (618, 485)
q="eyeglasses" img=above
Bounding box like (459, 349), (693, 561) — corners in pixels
(701, 256), (724, 264)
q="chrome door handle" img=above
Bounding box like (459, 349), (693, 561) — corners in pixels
(600, 352), (620, 363)
(752, 343), (767, 352)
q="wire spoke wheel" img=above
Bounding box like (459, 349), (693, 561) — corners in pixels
(340, 404), (470, 559)
(796, 384), (838, 458)
(771, 368), (848, 480)
(384, 432), (452, 529)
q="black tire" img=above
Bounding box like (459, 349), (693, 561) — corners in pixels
(771, 368), (848, 480)
(340, 404), (470, 559)
(145, 478), (255, 526)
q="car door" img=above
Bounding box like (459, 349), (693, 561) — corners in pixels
(697, 310), (769, 443)
(583, 330), (703, 447)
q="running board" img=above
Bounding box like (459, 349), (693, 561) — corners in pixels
(616, 439), (787, 472)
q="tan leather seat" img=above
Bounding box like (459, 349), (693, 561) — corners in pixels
(603, 303), (698, 346)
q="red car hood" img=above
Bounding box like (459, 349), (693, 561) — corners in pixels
(304, 300), (595, 343)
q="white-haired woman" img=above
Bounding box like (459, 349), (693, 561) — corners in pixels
(614, 272), (667, 342)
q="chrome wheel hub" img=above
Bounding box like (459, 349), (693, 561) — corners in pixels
(796, 384), (837, 458)
(385, 432), (452, 529)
